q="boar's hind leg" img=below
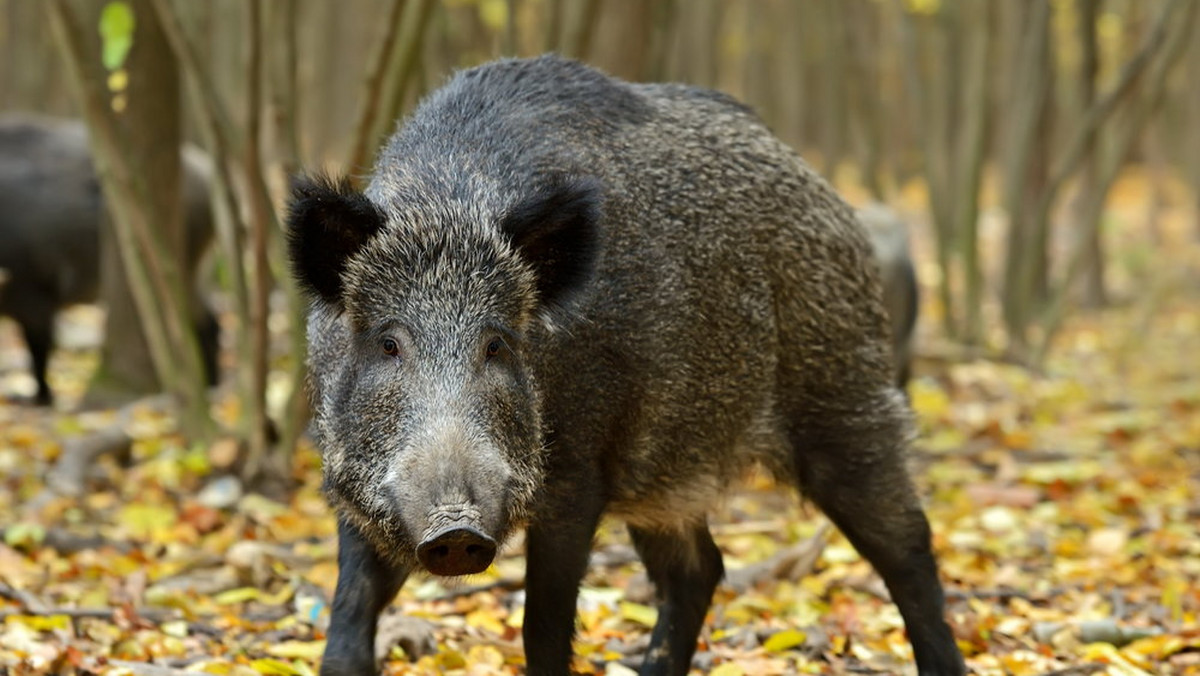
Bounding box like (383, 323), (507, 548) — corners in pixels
(628, 524), (724, 676)
(790, 409), (965, 676)
(321, 518), (410, 676)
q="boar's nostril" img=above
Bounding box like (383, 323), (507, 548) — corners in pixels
(416, 526), (497, 576)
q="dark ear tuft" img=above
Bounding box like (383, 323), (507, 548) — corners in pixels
(499, 175), (603, 318)
(286, 173), (386, 306)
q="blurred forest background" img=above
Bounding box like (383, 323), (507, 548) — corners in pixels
(1, 0), (1198, 472)
(1, 1), (1199, 674)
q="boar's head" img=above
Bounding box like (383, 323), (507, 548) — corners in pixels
(287, 172), (601, 575)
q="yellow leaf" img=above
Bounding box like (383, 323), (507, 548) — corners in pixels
(250, 659), (304, 676)
(160, 620), (189, 638)
(214, 587), (262, 605)
(618, 601), (658, 628)
(466, 607), (507, 635)
(709, 663), (746, 676)
(763, 628), (807, 652)
(117, 503), (177, 540)
(7, 614), (71, 632)
(267, 640), (326, 660)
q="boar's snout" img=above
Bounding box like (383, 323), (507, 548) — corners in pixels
(417, 524), (497, 576)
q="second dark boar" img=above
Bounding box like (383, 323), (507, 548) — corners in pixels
(288, 56), (964, 676)
(0, 115), (219, 405)
(859, 203), (920, 388)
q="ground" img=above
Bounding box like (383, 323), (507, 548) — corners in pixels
(0, 172), (1198, 675)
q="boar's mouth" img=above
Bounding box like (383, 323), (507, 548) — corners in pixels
(416, 503), (498, 576)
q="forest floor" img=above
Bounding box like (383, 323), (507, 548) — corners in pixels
(0, 176), (1198, 675)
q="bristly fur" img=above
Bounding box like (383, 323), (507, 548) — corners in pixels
(286, 173), (387, 306)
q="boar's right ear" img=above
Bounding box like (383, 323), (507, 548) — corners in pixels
(499, 175), (603, 320)
(286, 173), (386, 307)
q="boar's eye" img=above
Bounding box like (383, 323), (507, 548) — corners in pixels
(382, 337), (402, 358)
(485, 337), (504, 360)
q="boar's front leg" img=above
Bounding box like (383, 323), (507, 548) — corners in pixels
(321, 518), (410, 676)
(628, 524), (725, 676)
(522, 490), (605, 676)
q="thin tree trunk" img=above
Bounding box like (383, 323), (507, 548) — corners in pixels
(345, 0), (410, 174)
(1071, 0), (1106, 308)
(819, 0), (846, 178)
(375, 0), (438, 153)
(242, 0), (274, 483)
(1000, 0), (1053, 356)
(544, 0), (564, 53)
(150, 0), (251, 382)
(644, 0), (677, 82)
(267, 0), (311, 476)
(566, 0), (602, 62)
(842, 0), (885, 200)
(894, 0), (956, 337)
(954, 0), (993, 347)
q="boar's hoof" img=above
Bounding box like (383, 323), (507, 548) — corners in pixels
(417, 526), (497, 576)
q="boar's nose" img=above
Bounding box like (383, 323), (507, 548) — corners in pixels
(416, 526), (497, 576)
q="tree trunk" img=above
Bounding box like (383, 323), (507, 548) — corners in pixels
(1071, 0), (1107, 308)
(84, 0), (187, 407)
(999, 0), (1053, 357)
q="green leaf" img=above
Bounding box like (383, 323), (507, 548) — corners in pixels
(4, 522), (46, 549)
(99, 1), (136, 72)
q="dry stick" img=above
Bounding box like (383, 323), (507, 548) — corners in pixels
(0, 582), (47, 613)
(0, 605), (290, 626)
(1033, 0), (1198, 364)
(345, 0), (410, 175)
(46, 394), (173, 497)
(1019, 0), (1180, 347)
(104, 661), (214, 676)
(724, 523), (832, 592)
(45, 2), (208, 431)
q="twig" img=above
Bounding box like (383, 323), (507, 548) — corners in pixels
(944, 586), (1069, 602)
(431, 577), (525, 602)
(1035, 665), (1107, 676)
(104, 659), (218, 676)
(0, 582), (47, 612)
(725, 523), (832, 592)
(45, 394), (172, 497)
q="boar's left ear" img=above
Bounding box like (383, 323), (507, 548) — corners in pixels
(500, 175), (603, 319)
(286, 173), (386, 307)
